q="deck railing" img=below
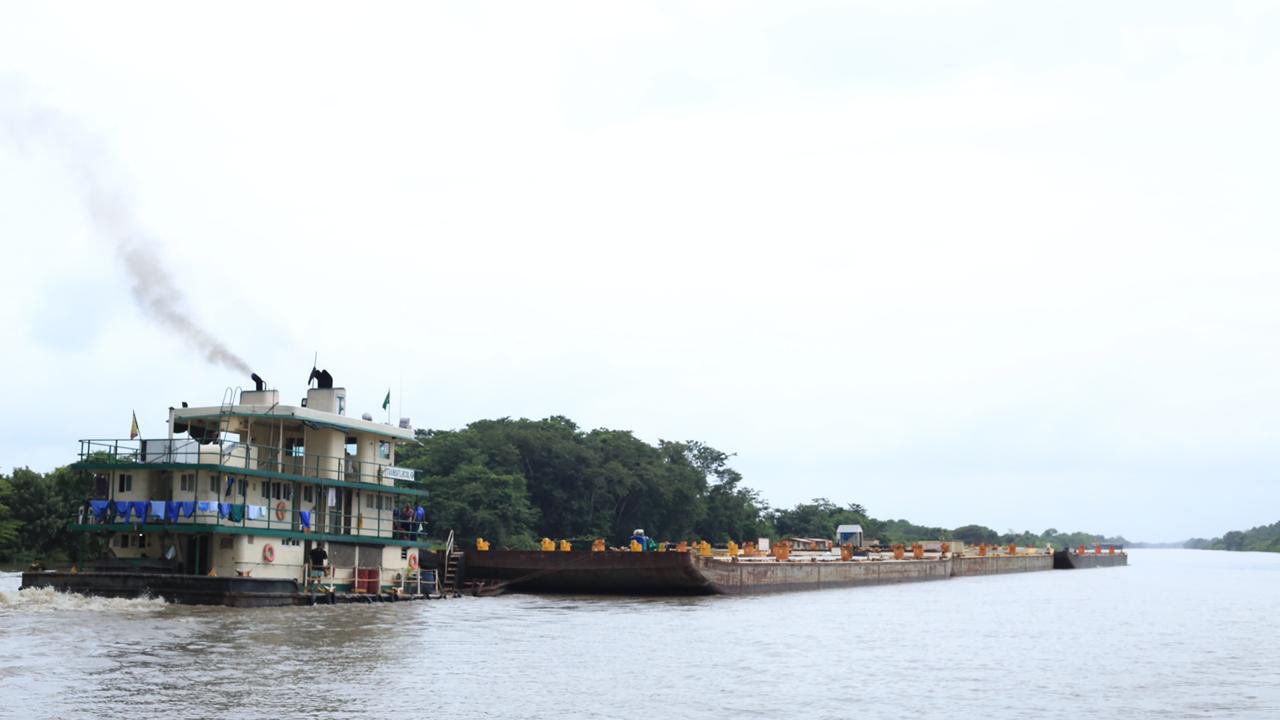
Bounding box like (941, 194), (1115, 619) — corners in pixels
(77, 498), (431, 543)
(77, 438), (429, 493)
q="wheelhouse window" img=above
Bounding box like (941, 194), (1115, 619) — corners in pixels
(286, 439), (304, 457)
(378, 441), (391, 460)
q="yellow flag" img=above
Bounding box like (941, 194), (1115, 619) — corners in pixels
(130, 411), (140, 440)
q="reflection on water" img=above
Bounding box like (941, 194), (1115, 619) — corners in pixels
(2, 550), (1279, 719)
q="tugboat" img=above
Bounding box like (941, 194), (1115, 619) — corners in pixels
(21, 370), (442, 606)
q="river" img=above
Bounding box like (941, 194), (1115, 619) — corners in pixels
(1, 549), (1277, 719)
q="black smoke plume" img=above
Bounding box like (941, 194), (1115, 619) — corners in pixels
(1, 89), (252, 374)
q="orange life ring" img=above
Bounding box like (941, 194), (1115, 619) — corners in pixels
(263, 544), (275, 563)
(275, 501), (287, 521)
(407, 553), (419, 570)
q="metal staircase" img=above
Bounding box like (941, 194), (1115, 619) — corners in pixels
(439, 530), (463, 597)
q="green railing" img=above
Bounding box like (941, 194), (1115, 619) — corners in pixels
(77, 438), (429, 494)
(76, 499), (431, 545)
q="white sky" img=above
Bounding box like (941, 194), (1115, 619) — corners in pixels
(2, 1), (1278, 542)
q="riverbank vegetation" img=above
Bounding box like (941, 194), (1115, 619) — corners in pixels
(1185, 522), (1280, 552)
(3, 415), (1128, 560)
(395, 416), (1127, 550)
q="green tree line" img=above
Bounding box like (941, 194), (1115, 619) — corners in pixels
(1185, 521), (1280, 552)
(3, 415), (1129, 561)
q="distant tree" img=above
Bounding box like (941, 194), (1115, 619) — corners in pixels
(952, 524), (1000, 545)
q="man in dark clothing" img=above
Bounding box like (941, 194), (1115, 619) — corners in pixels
(308, 544), (328, 588)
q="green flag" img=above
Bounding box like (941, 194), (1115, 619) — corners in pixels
(383, 390), (391, 410)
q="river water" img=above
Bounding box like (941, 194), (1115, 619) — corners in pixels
(1, 549), (1277, 719)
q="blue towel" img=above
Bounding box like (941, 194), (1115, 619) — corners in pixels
(225, 475), (235, 497)
(150, 500), (166, 521)
(299, 510), (312, 529)
(179, 501), (195, 518)
(131, 501), (148, 522)
(164, 501), (180, 522)
(197, 501), (212, 513)
(218, 502), (230, 519)
(415, 505), (426, 522)
(90, 500), (111, 521)
(115, 500), (131, 518)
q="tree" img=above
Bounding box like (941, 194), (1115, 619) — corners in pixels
(952, 524), (999, 545)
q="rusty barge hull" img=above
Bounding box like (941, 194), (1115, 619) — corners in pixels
(461, 551), (1060, 595)
(1053, 550), (1129, 569)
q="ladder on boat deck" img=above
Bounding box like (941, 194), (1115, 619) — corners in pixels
(439, 530), (463, 597)
(216, 386), (241, 465)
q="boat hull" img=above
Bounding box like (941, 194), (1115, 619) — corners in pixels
(20, 571), (302, 607)
(1053, 550), (1129, 569)
(464, 551), (959, 595)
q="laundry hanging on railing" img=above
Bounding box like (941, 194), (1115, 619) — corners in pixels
(197, 501), (213, 513)
(217, 502), (230, 519)
(130, 501), (148, 522)
(150, 500), (166, 522)
(90, 500), (111, 521)
(299, 510), (312, 529)
(165, 501), (181, 522)
(114, 500), (131, 519)
(227, 504), (245, 523)
(179, 501), (196, 518)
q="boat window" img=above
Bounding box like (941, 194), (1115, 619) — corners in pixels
(273, 482), (283, 500)
(117, 474), (133, 492)
(378, 441), (391, 460)
(303, 486), (314, 504)
(337, 395), (346, 416)
(261, 481), (271, 500)
(117, 534), (129, 548)
(238, 478), (248, 497)
(286, 438), (304, 457)
(283, 484), (293, 501)
(366, 493), (374, 509)
(219, 537), (233, 550)
(208, 474), (218, 493)
(179, 473), (195, 493)
(345, 437), (358, 456)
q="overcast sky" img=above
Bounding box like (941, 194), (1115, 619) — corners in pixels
(2, 2), (1278, 542)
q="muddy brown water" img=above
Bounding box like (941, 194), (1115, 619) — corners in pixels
(1, 549), (1278, 719)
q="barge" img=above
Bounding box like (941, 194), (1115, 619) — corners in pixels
(463, 544), (1126, 596)
(21, 371), (443, 606)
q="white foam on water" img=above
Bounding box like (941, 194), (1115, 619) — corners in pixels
(0, 586), (169, 614)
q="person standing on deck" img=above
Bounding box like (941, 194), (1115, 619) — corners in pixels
(308, 543), (328, 588)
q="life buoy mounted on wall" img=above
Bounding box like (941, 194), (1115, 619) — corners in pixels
(263, 544), (275, 563)
(275, 501), (288, 521)
(407, 553), (419, 570)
